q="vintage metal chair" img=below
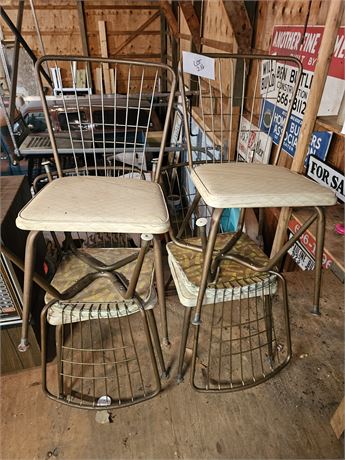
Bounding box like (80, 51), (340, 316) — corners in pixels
(163, 53), (336, 391)
(15, 56), (176, 408)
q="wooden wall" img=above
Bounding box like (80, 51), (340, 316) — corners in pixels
(0, 1), (161, 61)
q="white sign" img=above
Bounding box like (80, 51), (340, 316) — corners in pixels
(307, 156), (344, 202)
(288, 234), (315, 271)
(182, 51), (215, 80)
(237, 116), (272, 163)
(269, 25), (345, 117)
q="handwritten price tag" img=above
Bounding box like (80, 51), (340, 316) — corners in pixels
(182, 51), (215, 80)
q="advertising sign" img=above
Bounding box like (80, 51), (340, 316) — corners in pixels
(259, 25), (344, 158)
(237, 116), (272, 163)
(288, 218), (333, 270)
(307, 156), (345, 202)
(269, 25), (345, 116)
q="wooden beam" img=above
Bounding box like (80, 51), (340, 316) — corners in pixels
(98, 20), (111, 94)
(179, 1), (201, 53)
(113, 10), (160, 56)
(76, 0), (93, 91)
(160, 1), (179, 39)
(271, 0), (345, 257)
(201, 37), (233, 53)
(330, 397), (345, 439)
(222, 0), (252, 52)
(9, 0), (24, 124)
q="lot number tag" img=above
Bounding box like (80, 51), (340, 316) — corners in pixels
(182, 51), (215, 80)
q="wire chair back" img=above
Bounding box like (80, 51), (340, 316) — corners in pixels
(179, 53), (302, 168)
(35, 56), (176, 180)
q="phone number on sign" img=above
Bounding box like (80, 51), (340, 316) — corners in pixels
(288, 219), (333, 269)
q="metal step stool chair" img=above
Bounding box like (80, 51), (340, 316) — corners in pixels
(40, 234), (167, 409)
(162, 53), (336, 391)
(15, 56), (176, 408)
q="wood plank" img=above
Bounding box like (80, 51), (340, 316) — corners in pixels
(112, 10), (160, 56)
(179, 1), (201, 52)
(160, 0), (179, 39)
(98, 20), (111, 94)
(317, 116), (345, 137)
(0, 325), (40, 374)
(330, 397), (345, 439)
(222, 0), (253, 52)
(0, 270), (343, 459)
(76, 0), (92, 90)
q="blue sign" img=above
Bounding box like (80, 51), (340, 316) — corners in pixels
(259, 100), (332, 162)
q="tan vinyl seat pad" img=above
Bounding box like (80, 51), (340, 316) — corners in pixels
(191, 163), (337, 208)
(16, 176), (170, 233)
(45, 247), (156, 325)
(167, 233), (277, 307)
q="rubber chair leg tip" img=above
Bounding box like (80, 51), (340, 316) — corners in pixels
(18, 341), (30, 352)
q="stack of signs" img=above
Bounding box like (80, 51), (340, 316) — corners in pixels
(259, 25), (345, 162)
(288, 218), (333, 271)
(237, 116), (272, 163)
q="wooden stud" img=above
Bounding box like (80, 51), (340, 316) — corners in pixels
(98, 20), (111, 94)
(179, 1), (201, 53)
(76, 0), (93, 91)
(160, 1), (179, 39)
(109, 68), (115, 93)
(95, 67), (102, 94)
(222, 0), (253, 52)
(271, 0), (345, 257)
(9, 0), (24, 124)
(330, 397), (345, 439)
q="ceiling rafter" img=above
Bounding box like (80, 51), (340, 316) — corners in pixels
(179, 1), (201, 52)
(222, 0), (253, 52)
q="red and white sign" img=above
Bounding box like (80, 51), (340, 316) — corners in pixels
(288, 218), (333, 270)
(237, 116), (272, 163)
(269, 25), (345, 116)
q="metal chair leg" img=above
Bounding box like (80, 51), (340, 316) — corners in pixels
(56, 324), (64, 397)
(176, 307), (192, 383)
(146, 308), (168, 379)
(192, 208), (223, 325)
(312, 207), (325, 316)
(263, 294), (274, 365)
(153, 235), (169, 345)
(18, 230), (41, 352)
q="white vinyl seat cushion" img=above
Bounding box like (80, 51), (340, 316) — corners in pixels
(191, 163), (337, 208)
(16, 176), (170, 233)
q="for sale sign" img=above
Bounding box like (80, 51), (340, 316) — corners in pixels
(307, 156), (345, 202)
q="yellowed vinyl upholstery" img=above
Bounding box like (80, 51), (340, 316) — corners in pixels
(45, 247), (156, 325)
(16, 176), (169, 233)
(167, 233), (277, 307)
(191, 163), (337, 209)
